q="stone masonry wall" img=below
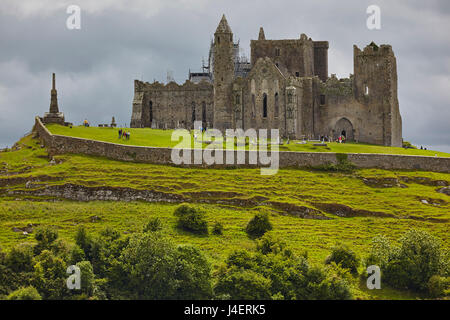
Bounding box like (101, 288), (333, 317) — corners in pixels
(34, 117), (450, 173)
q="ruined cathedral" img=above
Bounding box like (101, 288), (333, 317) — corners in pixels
(130, 15), (402, 147)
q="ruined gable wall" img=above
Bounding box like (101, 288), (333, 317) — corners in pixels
(131, 80), (213, 129)
(250, 38), (314, 78)
(239, 58), (287, 136)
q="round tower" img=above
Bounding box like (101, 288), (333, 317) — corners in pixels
(213, 14), (234, 131)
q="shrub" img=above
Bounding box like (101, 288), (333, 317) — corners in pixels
(114, 232), (212, 299)
(5, 244), (34, 273)
(212, 222), (224, 235)
(216, 248), (353, 300)
(305, 264), (353, 300)
(75, 226), (92, 255)
(174, 245), (213, 299)
(427, 275), (449, 298)
(32, 250), (68, 299)
(143, 217), (163, 232)
(366, 229), (446, 292)
(173, 204), (197, 217)
(256, 232), (286, 255)
(214, 268), (272, 300)
(325, 244), (360, 274)
(174, 204), (208, 234)
(34, 226), (59, 254)
(76, 261), (95, 296)
(245, 212), (272, 238)
(7, 286), (41, 300)
(70, 245), (86, 265)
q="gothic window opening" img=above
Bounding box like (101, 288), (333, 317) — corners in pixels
(274, 93), (279, 117)
(275, 48), (280, 56)
(202, 101), (206, 126)
(149, 100), (153, 124)
(320, 94), (326, 105)
(263, 93), (268, 118)
(252, 94), (256, 118)
(295, 72), (300, 77)
(192, 103), (196, 123)
(235, 94), (240, 105)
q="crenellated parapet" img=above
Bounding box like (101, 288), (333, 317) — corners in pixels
(135, 79), (213, 92)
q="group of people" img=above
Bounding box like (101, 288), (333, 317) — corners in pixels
(118, 128), (131, 140)
(337, 135), (347, 143)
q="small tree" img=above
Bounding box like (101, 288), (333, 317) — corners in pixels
(34, 226), (59, 254)
(174, 204), (208, 234)
(5, 243), (34, 273)
(325, 244), (360, 274)
(246, 212), (272, 238)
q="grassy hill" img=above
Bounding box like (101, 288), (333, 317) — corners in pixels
(0, 133), (449, 299)
(46, 124), (450, 157)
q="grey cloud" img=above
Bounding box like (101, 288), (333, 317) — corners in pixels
(0, 0), (449, 153)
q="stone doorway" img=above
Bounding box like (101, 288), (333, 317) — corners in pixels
(335, 118), (354, 141)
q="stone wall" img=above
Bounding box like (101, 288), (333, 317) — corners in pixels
(34, 117), (450, 173)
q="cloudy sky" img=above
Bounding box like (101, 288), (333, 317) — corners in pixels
(0, 0), (449, 151)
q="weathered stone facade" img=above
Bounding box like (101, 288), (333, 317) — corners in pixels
(131, 15), (402, 147)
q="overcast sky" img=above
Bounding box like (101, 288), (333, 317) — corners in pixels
(0, 0), (449, 151)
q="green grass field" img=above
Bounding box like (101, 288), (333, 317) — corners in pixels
(0, 134), (449, 299)
(46, 124), (450, 157)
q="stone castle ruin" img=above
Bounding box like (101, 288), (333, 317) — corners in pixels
(130, 15), (402, 147)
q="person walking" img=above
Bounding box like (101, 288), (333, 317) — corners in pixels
(118, 128), (122, 139)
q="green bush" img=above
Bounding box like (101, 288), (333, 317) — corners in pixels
(32, 250), (68, 299)
(77, 261), (95, 296)
(5, 244), (34, 273)
(174, 204), (208, 234)
(427, 275), (449, 298)
(216, 248), (353, 300)
(212, 222), (224, 235)
(143, 217), (163, 232)
(214, 268), (272, 300)
(34, 226), (59, 254)
(114, 232), (212, 299)
(70, 245), (86, 265)
(366, 229), (447, 293)
(256, 232), (286, 255)
(7, 286), (41, 300)
(325, 244), (360, 274)
(246, 212), (273, 238)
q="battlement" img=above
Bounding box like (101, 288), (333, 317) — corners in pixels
(134, 79), (213, 92)
(354, 42), (394, 57)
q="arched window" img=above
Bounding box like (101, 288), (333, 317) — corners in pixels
(262, 93), (268, 118)
(252, 94), (256, 118)
(235, 94), (240, 105)
(274, 93), (279, 117)
(191, 102), (196, 123)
